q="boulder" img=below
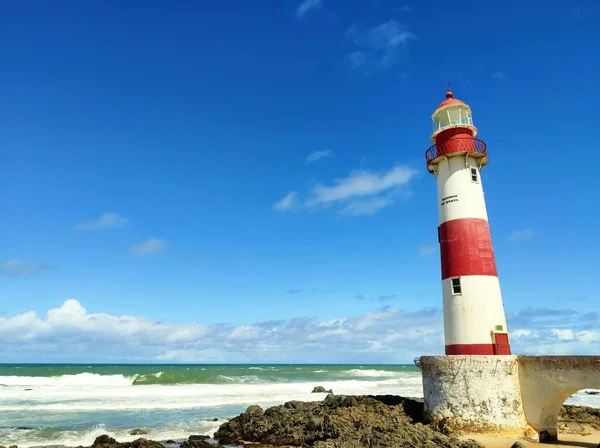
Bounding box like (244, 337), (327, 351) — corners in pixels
(91, 435), (162, 448)
(510, 442), (527, 448)
(215, 394), (482, 448)
(93, 435), (117, 446)
(312, 386), (333, 394)
(560, 404), (600, 431)
(129, 429), (150, 436)
(181, 435), (212, 448)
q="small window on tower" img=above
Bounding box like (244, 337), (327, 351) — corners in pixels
(470, 167), (479, 183)
(451, 277), (462, 295)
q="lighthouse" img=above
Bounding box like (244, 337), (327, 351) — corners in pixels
(425, 87), (511, 356)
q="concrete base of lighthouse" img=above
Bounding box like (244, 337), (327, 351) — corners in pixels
(420, 356), (530, 437)
(419, 355), (600, 443)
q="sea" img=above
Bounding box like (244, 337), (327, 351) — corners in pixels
(1, 364), (599, 448)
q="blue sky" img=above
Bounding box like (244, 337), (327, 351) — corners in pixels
(1, 0), (598, 362)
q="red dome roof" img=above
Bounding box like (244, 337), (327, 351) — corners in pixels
(436, 91), (465, 109)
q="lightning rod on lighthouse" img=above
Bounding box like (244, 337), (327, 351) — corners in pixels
(425, 87), (511, 355)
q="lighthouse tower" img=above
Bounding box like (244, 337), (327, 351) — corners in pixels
(425, 88), (511, 356)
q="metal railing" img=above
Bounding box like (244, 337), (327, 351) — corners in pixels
(425, 137), (487, 164)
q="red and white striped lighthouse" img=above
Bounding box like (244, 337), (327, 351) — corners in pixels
(425, 87), (511, 356)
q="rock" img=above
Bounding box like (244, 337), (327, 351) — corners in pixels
(129, 429), (150, 436)
(510, 442), (527, 448)
(24, 388), (33, 391)
(307, 416), (323, 431)
(91, 435), (162, 448)
(245, 404), (263, 415)
(93, 435), (117, 446)
(8, 445), (17, 448)
(163, 441), (177, 445)
(212, 417), (219, 421)
(432, 417), (455, 435)
(181, 437), (212, 448)
(215, 394), (483, 448)
(312, 386), (333, 394)
(128, 439), (163, 448)
(180, 435), (212, 448)
(559, 404), (600, 431)
(585, 391), (599, 395)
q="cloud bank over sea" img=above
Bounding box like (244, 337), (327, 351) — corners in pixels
(0, 300), (597, 363)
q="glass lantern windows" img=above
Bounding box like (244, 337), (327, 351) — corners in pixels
(433, 105), (473, 132)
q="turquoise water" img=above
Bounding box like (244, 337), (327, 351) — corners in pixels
(1, 363), (597, 447)
(0, 363), (419, 385)
(0, 364), (421, 447)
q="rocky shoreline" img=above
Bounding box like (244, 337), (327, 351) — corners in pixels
(2, 395), (599, 448)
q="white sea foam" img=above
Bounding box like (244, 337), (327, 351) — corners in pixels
(344, 369), (400, 377)
(0, 421), (223, 448)
(0, 373), (134, 387)
(0, 377), (422, 412)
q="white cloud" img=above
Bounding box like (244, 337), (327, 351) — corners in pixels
(309, 166), (415, 204)
(510, 228), (535, 241)
(492, 71), (507, 81)
(296, 0), (322, 18)
(0, 258), (50, 277)
(306, 149), (334, 163)
(273, 192), (298, 212)
(74, 213), (129, 230)
(131, 238), (167, 256)
(419, 245), (437, 256)
(0, 300), (598, 362)
(551, 329), (575, 341)
(338, 197), (392, 216)
(275, 165), (417, 216)
(346, 19), (417, 70)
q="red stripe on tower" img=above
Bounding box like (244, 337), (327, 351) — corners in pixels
(438, 218), (498, 280)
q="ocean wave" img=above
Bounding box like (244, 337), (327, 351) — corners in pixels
(0, 421), (223, 448)
(0, 379), (417, 411)
(0, 373), (134, 387)
(343, 369), (400, 378)
(0, 366), (421, 389)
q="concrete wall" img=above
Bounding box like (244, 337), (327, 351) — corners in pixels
(420, 355), (528, 434)
(420, 355), (600, 443)
(517, 356), (600, 441)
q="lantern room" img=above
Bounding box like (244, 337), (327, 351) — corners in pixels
(430, 91), (478, 142)
(425, 89), (488, 174)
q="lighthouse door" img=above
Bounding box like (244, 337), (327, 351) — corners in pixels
(492, 332), (510, 355)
